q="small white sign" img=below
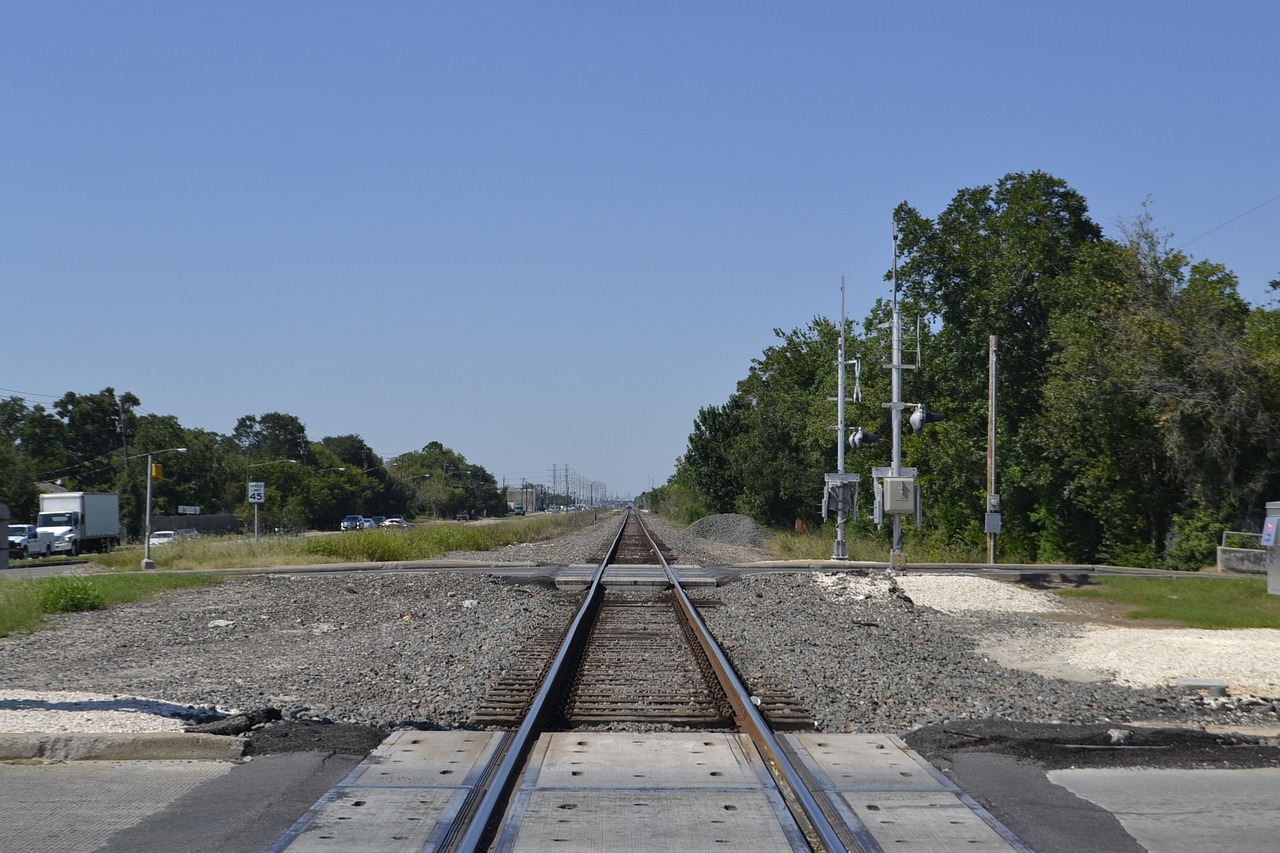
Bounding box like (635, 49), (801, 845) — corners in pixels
(247, 482), (266, 504)
(178, 505), (200, 515)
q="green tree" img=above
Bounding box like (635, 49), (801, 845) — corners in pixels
(234, 413), (310, 467)
(53, 388), (139, 490)
(894, 171), (1112, 557)
(679, 398), (748, 515)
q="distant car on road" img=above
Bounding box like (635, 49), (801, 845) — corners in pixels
(370, 515), (387, 527)
(381, 516), (412, 529)
(149, 530), (176, 547)
(175, 528), (200, 540)
(360, 517), (376, 529)
(340, 515), (363, 532)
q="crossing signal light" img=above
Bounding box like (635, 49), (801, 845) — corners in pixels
(909, 404), (946, 434)
(850, 427), (880, 449)
(151, 462), (164, 480)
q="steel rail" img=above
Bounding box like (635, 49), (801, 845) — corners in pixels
(632, 512), (852, 853)
(449, 512), (628, 853)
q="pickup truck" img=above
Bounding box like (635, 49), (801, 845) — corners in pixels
(8, 524), (54, 559)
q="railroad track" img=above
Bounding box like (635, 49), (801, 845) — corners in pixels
(448, 510), (848, 852)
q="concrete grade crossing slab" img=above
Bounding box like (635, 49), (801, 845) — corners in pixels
(272, 731), (1030, 852)
(497, 733), (809, 852)
(270, 730), (503, 852)
(554, 564), (716, 590)
(786, 733), (1030, 852)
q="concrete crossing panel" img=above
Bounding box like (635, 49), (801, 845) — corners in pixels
(271, 730), (502, 853)
(498, 789), (805, 852)
(497, 733), (808, 852)
(787, 732), (1030, 851)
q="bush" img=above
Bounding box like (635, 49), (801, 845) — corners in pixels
(37, 576), (107, 613)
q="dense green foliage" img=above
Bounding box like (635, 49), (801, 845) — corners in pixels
(655, 172), (1280, 568)
(0, 395), (510, 538)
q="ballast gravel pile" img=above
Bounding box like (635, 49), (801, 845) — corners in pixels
(0, 513), (1276, 736)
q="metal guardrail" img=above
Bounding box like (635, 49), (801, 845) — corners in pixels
(1221, 530), (1264, 549)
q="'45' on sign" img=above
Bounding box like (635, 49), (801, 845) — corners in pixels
(247, 482), (266, 503)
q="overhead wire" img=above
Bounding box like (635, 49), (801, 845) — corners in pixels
(1177, 190), (1280, 249)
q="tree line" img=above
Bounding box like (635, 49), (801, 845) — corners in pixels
(650, 171), (1280, 569)
(0, 397), (509, 537)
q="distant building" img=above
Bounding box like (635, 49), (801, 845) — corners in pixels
(505, 484), (543, 513)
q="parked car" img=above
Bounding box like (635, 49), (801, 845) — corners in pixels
(340, 515), (363, 531)
(148, 530), (176, 547)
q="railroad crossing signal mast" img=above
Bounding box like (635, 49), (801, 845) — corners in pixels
(827, 225), (944, 565)
(863, 226), (944, 569)
(822, 277), (860, 559)
(884, 225), (914, 567)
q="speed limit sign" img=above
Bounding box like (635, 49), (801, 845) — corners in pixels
(247, 481), (266, 504)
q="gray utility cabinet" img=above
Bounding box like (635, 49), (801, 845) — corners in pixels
(1265, 501), (1280, 595)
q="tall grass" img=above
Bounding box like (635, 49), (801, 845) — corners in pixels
(304, 512), (606, 562)
(89, 511), (609, 571)
(0, 572), (221, 637)
(1056, 576), (1280, 629)
(768, 526), (986, 562)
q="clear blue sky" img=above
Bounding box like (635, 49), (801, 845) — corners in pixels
(4, 2), (1277, 499)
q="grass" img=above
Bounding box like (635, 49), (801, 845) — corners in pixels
(1056, 576), (1280, 629)
(80, 511), (609, 572)
(767, 527), (986, 563)
(0, 572), (221, 637)
(1, 513), (607, 636)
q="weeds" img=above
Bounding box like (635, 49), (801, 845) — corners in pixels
(0, 572), (221, 637)
(37, 576), (106, 613)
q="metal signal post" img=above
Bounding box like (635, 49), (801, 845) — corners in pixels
(823, 277), (860, 559)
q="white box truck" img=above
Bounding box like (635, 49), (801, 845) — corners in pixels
(37, 492), (121, 556)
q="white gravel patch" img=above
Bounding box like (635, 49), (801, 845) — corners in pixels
(1060, 626), (1280, 696)
(0, 691), (218, 733)
(815, 572), (1066, 613)
(819, 573), (1279, 700)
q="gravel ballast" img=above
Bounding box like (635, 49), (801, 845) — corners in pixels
(1, 513), (1277, 751)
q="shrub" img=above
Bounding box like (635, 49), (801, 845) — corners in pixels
(37, 576), (107, 613)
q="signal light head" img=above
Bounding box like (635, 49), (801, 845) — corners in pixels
(850, 427), (881, 449)
(909, 404), (946, 434)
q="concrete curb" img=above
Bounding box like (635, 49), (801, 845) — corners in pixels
(0, 731), (246, 762)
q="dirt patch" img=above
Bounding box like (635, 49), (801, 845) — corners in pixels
(242, 719), (389, 756)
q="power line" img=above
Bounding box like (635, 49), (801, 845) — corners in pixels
(1178, 190), (1280, 249)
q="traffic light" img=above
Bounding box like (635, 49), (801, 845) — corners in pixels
(909, 404), (946, 434)
(849, 427), (881, 449)
(151, 462), (164, 480)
